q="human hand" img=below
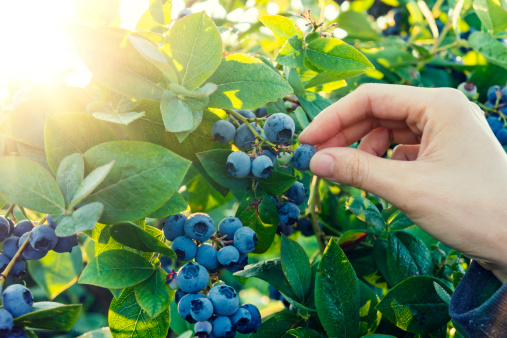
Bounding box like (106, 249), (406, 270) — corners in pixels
(299, 84), (507, 281)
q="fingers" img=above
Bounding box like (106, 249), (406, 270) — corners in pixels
(390, 145), (420, 161)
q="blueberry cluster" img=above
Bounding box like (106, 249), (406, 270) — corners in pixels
(484, 85), (507, 145)
(0, 284), (34, 337)
(275, 181), (309, 236)
(0, 216), (78, 278)
(163, 213), (262, 337)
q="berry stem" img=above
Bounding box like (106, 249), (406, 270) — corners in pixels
(308, 176), (325, 254)
(225, 109), (278, 148)
(3, 204), (15, 218)
(0, 214), (47, 287)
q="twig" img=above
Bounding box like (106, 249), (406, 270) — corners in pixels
(3, 204), (15, 218)
(308, 176), (325, 254)
(225, 109), (277, 147)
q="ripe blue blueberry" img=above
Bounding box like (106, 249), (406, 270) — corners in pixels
(258, 147), (277, 164)
(225, 253), (248, 273)
(255, 106), (268, 118)
(166, 270), (179, 290)
(6, 326), (26, 338)
(487, 85), (501, 103)
(18, 233), (48, 261)
(212, 316), (235, 337)
(2, 237), (19, 259)
(278, 202), (300, 225)
(212, 120), (236, 143)
(52, 234), (79, 253)
(487, 116), (503, 134)
(218, 217), (243, 240)
(268, 285), (282, 300)
(496, 129), (507, 145)
(190, 297), (214, 322)
(195, 244), (220, 270)
(239, 304), (262, 333)
(251, 156), (273, 179)
(177, 262), (209, 293)
(194, 321), (212, 335)
(284, 181), (307, 205)
(233, 227), (257, 254)
(12, 261), (26, 278)
(277, 223), (294, 236)
(175, 289), (186, 304)
(263, 113), (295, 144)
(230, 307), (252, 333)
(235, 109), (255, 123)
(29, 224), (58, 251)
(0, 309), (13, 337)
(184, 213), (215, 242)
(207, 285), (239, 316)
(171, 236), (197, 261)
(292, 144), (317, 171)
(217, 246), (240, 268)
(0, 217), (11, 242)
(178, 293), (206, 323)
(12, 221), (33, 237)
(501, 86), (507, 102)
(226, 151), (251, 178)
(163, 214), (187, 241)
(2, 284), (33, 317)
(234, 123), (261, 150)
(0, 254), (9, 273)
(297, 218), (315, 237)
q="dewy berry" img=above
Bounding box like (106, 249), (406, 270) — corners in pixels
(184, 213), (215, 241)
(292, 144), (317, 171)
(0, 217), (11, 242)
(2, 237), (18, 259)
(226, 151), (251, 178)
(0, 309), (13, 337)
(258, 147), (277, 164)
(239, 304), (263, 333)
(178, 293), (206, 323)
(234, 122), (262, 150)
(230, 307), (252, 333)
(194, 321), (212, 336)
(487, 85), (501, 103)
(263, 113), (295, 144)
(278, 202), (300, 225)
(29, 224), (58, 251)
(226, 253), (248, 273)
(251, 155), (274, 179)
(217, 246), (240, 268)
(195, 243), (220, 270)
(212, 316), (235, 337)
(233, 227), (257, 254)
(235, 109), (255, 123)
(284, 181), (307, 205)
(190, 298), (214, 322)
(177, 262), (209, 293)
(163, 214), (187, 241)
(175, 289), (186, 305)
(2, 284), (33, 317)
(52, 234), (78, 254)
(12, 261), (26, 278)
(212, 120), (236, 143)
(208, 285), (239, 316)
(218, 217), (243, 239)
(18, 233), (48, 261)
(255, 106), (268, 118)
(12, 221), (33, 237)
(171, 236), (197, 261)
(0, 254), (9, 273)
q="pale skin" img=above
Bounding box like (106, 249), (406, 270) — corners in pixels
(299, 84), (507, 282)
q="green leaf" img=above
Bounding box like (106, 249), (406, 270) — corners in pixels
(71, 0), (120, 26)
(345, 195), (385, 228)
(168, 11), (223, 91)
(473, 0), (507, 33)
(92, 111), (146, 126)
(234, 258), (297, 300)
(148, 193), (188, 218)
(376, 276), (452, 334)
(160, 90), (195, 133)
(67, 24), (166, 99)
(14, 302), (81, 331)
(287, 328), (322, 337)
(304, 71), (361, 89)
(336, 11), (382, 41)
(294, 106), (310, 129)
(135, 268), (173, 318)
(110, 222), (176, 258)
(374, 239), (393, 286)
(285, 67), (306, 97)
(56, 153), (84, 207)
(82, 141), (191, 224)
(109, 287), (170, 337)
(235, 190), (278, 253)
(276, 35), (304, 68)
(305, 38), (374, 74)
(77, 328), (113, 338)
(69, 160), (114, 210)
(388, 210), (415, 231)
(45, 113), (118, 174)
(0, 157), (65, 214)
(259, 15), (302, 44)
(469, 31), (507, 70)
(358, 280), (381, 336)
(55, 202), (104, 237)
(207, 54), (293, 109)
(434, 281), (451, 304)
(258, 171), (297, 196)
(315, 240), (360, 338)
(197, 149), (250, 190)
(297, 93), (331, 119)
(250, 312), (301, 338)
(280, 236), (311, 302)
(27, 246), (83, 300)
(171, 83), (217, 111)
(79, 249), (155, 288)
(387, 232), (433, 285)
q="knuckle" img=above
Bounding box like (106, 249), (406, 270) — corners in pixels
(342, 154), (370, 188)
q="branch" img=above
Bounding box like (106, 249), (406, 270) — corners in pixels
(308, 176), (325, 254)
(225, 109), (277, 148)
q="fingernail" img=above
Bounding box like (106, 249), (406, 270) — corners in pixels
(310, 153), (334, 178)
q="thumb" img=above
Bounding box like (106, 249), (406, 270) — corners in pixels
(309, 147), (411, 204)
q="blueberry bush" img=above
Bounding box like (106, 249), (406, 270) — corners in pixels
(0, 0), (505, 337)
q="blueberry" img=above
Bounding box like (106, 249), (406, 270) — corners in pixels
(487, 116), (503, 134)
(235, 109), (255, 124)
(195, 244), (220, 270)
(6, 326), (26, 338)
(0, 309), (13, 337)
(218, 217), (243, 240)
(255, 107), (268, 118)
(277, 151), (292, 165)
(263, 113), (295, 144)
(2, 284), (33, 317)
(46, 215), (57, 229)
(233, 227), (257, 254)
(18, 233), (47, 261)
(234, 123), (261, 150)
(292, 144), (317, 171)
(217, 246), (240, 268)
(207, 285), (239, 316)
(284, 181), (307, 205)
(29, 224), (58, 251)
(251, 156), (273, 179)
(52, 234), (78, 253)
(226, 151), (251, 178)
(277, 223), (294, 236)
(0, 217), (11, 242)
(501, 86), (507, 102)
(239, 304), (262, 333)
(212, 316), (235, 337)
(190, 297), (214, 322)
(171, 236), (197, 261)
(487, 85), (502, 103)
(225, 253), (248, 273)
(0, 254), (9, 273)
(166, 270), (179, 290)
(3, 237), (19, 259)
(175, 289), (187, 304)
(177, 262), (209, 293)
(258, 147), (277, 164)
(212, 120), (236, 143)
(278, 202), (300, 225)
(496, 129), (507, 145)
(268, 285), (282, 300)
(184, 213), (215, 242)
(163, 214), (187, 241)
(195, 321), (213, 335)
(457, 82), (477, 99)
(230, 307), (251, 333)
(178, 293), (206, 323)
(297, 218), (314, 237)
(12, 261), (26, 278)
(12, 221), (33, 237)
